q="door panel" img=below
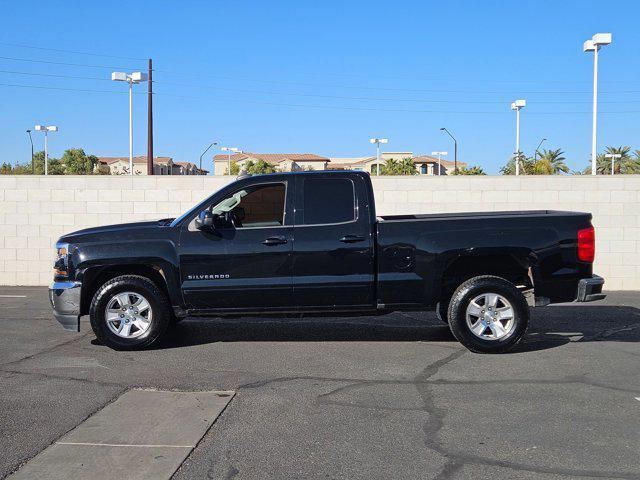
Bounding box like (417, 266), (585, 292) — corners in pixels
(292, 174), (375, 309)
(180, 227), (293, 310)
(179, 180), (294, 311)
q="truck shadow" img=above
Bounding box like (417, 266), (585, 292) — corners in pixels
(156, 305), (640, 353)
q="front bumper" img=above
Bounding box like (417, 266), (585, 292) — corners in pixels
(49, 281), (81, 332)
(576, 275), (605, 302)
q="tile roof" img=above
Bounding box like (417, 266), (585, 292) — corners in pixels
(213, 153), (330, 164)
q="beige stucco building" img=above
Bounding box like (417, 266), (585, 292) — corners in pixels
(212, 151), (467, 176)
(98, 156), (208, 175)
(213, 153), (330, 175)
(330, 152), (467, 175)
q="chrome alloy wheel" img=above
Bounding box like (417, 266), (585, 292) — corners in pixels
(465, 292), (515, 341)
(105, 291), (152, 339)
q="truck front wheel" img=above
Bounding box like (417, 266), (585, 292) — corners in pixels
(89, 275), (171, 350)
(447, 275), (529, 354)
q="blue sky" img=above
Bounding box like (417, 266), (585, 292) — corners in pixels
(2, 0), (639, 174)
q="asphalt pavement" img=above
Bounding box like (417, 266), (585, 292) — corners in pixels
(1, 287), (639, 479)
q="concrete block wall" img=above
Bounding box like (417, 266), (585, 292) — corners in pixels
(1, 175), (639, 289)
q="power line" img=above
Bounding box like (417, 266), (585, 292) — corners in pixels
(2, 81), (640, 114)
(0, 55), (143, 71)
(0, 69), (112, 82)
(0, 82), (138, 95)
(1, 55), (638, 95)
(2, 68), (640, 104)
(152, 68), (640, 95)
(0, 42), (147, 61)
(154, 79), (640, 104)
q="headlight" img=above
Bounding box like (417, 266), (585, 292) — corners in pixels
(54, 242), (70, 276)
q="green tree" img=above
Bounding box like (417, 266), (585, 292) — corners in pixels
(500, 152), (531, 175)
(452, 165), (486, 175)
(381, 157), (417, 175)
(244, 160), (277, 175)
(532, 149), (569, 174)
(501, 148), (568, 175)
(594, 146), (640, 174)
(224, 161), (240, 175)
(60, 148), (98, 174)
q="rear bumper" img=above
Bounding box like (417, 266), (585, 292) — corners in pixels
(49, 281), (81, 332)
(575, 275), (605, 302)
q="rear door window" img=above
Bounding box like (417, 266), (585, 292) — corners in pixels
(302, 178), (355, 225)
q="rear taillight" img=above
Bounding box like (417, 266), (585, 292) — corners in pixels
(578, 226), (595, 262)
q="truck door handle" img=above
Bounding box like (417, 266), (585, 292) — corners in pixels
(339, 235), (365, 243)
(262, 236), (288, 246)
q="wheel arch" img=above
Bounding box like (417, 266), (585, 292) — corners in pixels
(438, 251), (534, 302)
(79, 263), (176, 316)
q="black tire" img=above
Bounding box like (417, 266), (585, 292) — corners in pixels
(435, 300), (449, 324)
(89, 275), (171, 350)
(447, 275), (529, 354)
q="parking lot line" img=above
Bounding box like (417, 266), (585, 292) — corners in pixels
(0, 295), (27, 298)
(9, 389), (234, 480)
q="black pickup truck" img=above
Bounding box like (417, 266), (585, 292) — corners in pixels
(50, 171), (604, 353)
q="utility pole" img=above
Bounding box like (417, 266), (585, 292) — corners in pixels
(147, 58), (154, 175)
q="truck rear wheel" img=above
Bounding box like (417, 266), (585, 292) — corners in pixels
(447, 275), (529, 354)
(89, 275), (170, 350)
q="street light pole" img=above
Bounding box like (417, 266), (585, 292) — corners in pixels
(220, 147), (241, 175)
(26, 129), (34, 174)
(511, 100), (526, 175)
(431, 151), (448, 176)
(129, 78), (133, 174)
(112, 71), (148, 175)
(199, 141), (218, 172)
(584, 33), (612, 176)
(605, 153), (621, 175)
(439, 128), (458, 173)
(534, 138), (547, 160)
(369, 138), (388, 176)
(34, 125), (58, 175)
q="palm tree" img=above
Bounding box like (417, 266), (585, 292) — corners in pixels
(595, 146), (640, 174)
(501, 152), (532, 175)
(380, 157), (417, 175)
(535, 149), (569, 174)
(453, 165), (486, 175)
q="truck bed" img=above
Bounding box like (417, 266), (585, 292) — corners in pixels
(375, 209), (594, 307)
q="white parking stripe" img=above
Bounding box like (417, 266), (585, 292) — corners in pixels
(0, 295), (27, 298)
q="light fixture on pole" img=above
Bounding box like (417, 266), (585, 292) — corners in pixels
(26, 129), (34, 174)
(510, 99), (526, 175)
(34, 125), (58, 175)
(431, 151), (448, 176)
(439, 128), (458, 173)
(111, 71), (148, 175)
(605, 153), (621, 175)
(534, 138), (547, 160)
(369, 138), (388, 176)
(220, 147), (241, 175)
(584, 33), (612, 176)
(199, 141), (218, 172)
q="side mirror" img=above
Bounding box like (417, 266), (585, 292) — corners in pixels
(195, 210), (215, 231)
